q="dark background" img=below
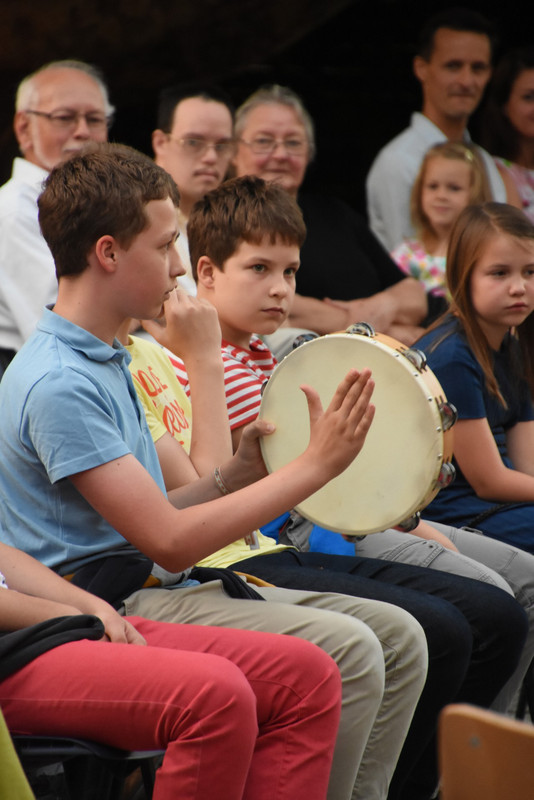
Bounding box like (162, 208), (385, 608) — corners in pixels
(0, 0), (530, 218)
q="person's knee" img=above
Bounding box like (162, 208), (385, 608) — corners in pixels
(279, 636), (341, 686)
(484, 589), (528, 652)
(275, 637), (343, 719)
(335, 617), (387, 705)
(416, 597), (473, 681)
(424, 545), (515, 595)
(165, 655), (259, 744)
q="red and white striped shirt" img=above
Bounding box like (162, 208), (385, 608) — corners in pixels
(167, 335), (277, 431)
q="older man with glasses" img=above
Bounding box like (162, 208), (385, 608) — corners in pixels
(0, 60), (112, 375)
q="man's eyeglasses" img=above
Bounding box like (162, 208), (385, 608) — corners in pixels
(239, 137), (307, 156)
(169, 137), (236, 157)
(24, 109), (112, 131)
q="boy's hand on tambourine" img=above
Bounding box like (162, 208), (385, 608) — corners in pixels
(301, 368), (375, 479)
(220, 419), (275, 490)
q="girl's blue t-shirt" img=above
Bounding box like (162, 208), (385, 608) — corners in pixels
(416, 317), (534, 527)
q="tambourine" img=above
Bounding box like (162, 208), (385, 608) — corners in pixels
(259, 323), (456, 535)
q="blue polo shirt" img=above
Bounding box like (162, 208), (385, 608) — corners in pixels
(0, 308), (166, 572)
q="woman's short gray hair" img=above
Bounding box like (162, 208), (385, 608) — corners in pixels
(235, 84), (316, 161)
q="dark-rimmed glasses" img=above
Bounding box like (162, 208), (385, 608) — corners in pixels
(24, 109), (113, 130)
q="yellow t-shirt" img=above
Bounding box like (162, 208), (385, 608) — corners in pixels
(195, 529), (286, 568)
(126, 335), (192, 453)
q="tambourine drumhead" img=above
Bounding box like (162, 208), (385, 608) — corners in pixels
(259, 332), (453, 535)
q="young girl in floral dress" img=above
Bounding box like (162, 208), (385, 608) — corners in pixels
(392, 142), (490, 321)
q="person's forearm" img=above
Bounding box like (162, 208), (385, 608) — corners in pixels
(386, 278), (427, 325)
(0, 543), (117, 621)
(0, 544), (144, 644)
(167, 438), (267, 508)
(187, 353), (233, 474)
(165, 451), (335, 568)
(289, 293), (349, 334)
(0, 590), (81, 631)
(71, 371), (375, 574)
(405, 520), (459, 552)
(142, 292), (232, 473)
(387, 323), (426, 346)
(468, 463), (534, 503)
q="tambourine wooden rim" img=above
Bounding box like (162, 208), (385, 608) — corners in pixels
(259, 327), (455, 535)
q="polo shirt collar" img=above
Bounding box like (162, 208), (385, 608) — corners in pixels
(37, 306), (131, 365)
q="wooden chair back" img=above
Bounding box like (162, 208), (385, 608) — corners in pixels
(439, 703), (534, 799)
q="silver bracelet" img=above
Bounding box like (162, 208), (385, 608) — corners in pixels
(214, 466), (231, 496)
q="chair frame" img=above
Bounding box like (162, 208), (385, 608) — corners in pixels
(13, 734), (163, 800)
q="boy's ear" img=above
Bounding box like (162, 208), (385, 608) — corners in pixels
(196, 256), (218, 289)
(94, 235), (120, 273)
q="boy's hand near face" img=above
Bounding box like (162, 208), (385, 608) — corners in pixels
(142, 288), (233, 476)
(142, 289), (222, 365)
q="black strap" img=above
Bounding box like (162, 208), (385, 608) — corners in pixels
(190, 567), (266, 601)
(0, 615), (105, 682)
(70, 557), (265, 605)
(465, 503), (516, 529)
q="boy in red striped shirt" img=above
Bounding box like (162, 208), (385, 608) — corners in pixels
(168, 174), (302, 450)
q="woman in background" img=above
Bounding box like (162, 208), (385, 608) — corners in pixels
(482, 47), (534, 222)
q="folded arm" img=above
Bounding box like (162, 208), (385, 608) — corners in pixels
(0, 542), (144, 643)
(289, 278), (427, 342)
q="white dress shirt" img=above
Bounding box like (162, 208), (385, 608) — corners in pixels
(0, 158), (56, 351)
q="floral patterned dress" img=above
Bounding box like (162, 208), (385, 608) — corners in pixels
(391, 239), (450, 300)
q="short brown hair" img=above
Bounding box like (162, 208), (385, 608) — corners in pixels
(38, 143), (180, 278)
(188, 175), (306, 279)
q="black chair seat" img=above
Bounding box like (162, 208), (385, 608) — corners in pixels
(13, 734), (164, 800)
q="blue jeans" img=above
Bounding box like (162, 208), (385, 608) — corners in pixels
(231, 549), (528, 800)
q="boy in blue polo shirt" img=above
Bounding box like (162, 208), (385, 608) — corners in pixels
(0, 143), (433, 800)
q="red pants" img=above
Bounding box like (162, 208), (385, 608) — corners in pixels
(0, 617), (341, 800)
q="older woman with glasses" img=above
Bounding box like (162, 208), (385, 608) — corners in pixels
(233, 85), (429, 346)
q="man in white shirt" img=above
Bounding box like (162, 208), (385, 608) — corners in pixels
(366, 8), (506, 251)
(151, 84), (235, 294)
(0, 60), (112, 374)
